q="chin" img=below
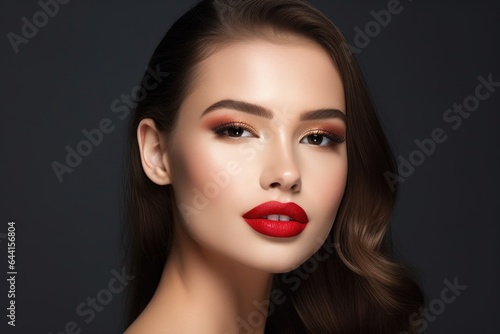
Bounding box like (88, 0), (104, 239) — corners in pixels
(239, 248), (316, 274)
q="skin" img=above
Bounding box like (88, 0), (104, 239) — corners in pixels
(125, 35), (348, 334)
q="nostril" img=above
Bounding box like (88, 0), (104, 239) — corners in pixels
(270, 182), (280, 188)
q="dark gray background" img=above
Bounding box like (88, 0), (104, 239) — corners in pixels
(1, 0), (499, 333)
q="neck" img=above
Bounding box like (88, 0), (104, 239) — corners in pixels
(129, 221), (274, 334)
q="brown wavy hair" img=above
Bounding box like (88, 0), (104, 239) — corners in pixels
(121, 0), (425, 332)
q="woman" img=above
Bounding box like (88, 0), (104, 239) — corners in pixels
(122, 0), (424, 333)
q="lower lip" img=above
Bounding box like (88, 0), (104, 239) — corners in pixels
(243, 218), (307, 238)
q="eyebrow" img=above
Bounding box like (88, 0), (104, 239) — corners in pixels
(201, 99), (346, 122)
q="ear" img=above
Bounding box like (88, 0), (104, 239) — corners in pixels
(137, 118), (172, 185)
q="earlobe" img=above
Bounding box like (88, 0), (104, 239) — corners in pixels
(137, 118), (171, 185)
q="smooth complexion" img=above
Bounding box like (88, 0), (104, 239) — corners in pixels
(126, 35), (348, 334)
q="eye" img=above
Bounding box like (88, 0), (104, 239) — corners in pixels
(300, 130), (345, 147)
(212, 122), (257, 138)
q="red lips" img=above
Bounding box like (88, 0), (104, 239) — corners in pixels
(242, 201), (309, 238)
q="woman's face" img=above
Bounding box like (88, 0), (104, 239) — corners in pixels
(165, 36), (347, 272)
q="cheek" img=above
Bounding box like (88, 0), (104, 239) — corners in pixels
(172, 143), (226, 198)
(316, 162), (347, 201)
(170, 138), (248, 215)
(303, 150), (348, 221)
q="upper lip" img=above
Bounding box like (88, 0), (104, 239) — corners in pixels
(242, 201), (309, 224)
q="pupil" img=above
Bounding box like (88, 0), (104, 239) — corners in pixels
(229, 127), (243, 137)
(309, 134), (322, 145)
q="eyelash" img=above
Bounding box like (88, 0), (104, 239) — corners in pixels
(301, 129), (346, 147)
(211, 122), (345, 147)
(212, 122), (257, 138)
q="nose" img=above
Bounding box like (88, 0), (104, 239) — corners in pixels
(259, 140), (301, 193)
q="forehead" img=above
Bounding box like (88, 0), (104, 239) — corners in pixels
(180, 36), (345, 117)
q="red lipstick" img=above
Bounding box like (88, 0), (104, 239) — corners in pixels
(242, 201), (309, 238)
